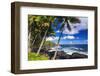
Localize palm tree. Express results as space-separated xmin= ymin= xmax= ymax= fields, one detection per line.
xmin=36 ymin=16 xmax=57 ymax=55
xmin=28 ymin=15 xmax=44 ymax=52
xmin=52 ymin=17 xmax=81 ymax=60
xmin=28 ymin=15 xmax=56 ymax=55
xmin=28 ymin=15 xmax=36 ymax=52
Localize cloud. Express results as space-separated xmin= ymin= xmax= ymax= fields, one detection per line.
xmin=56 ymin=30 xmax=60 ymax=33
xmin=46 ymin=37 xmax=54 ymax=41
xmin=63 ymin=17 xmax=88 ymax=35
xmin=46 ymin=37 xmax=59 ymax=41
xmin=46 ymin=35 xmax=76 ymax=41
xmin=62 ymin=35 xmax=75 ymax=39
xmin=63 ymin=27 xmax=79 ymax=34
xmin=74 ymin=17 xmax=88 ymax=30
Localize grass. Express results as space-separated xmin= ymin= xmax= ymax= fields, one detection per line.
xmin=28 ymin=52 xmax=49 ymax=61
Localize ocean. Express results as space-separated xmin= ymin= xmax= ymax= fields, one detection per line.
xmin=60 ymin=44 xmax=88 ymax=55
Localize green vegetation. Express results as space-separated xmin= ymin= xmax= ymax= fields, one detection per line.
xmin=28 ymin=15 xmax=81 ymax=60
xmin=28 ymin=15 xmax=56 ymax=55
xmin=43 ymin=41 xmax=56 ymax=49
xmin=28 ymin=52 xmax=49 ymax=61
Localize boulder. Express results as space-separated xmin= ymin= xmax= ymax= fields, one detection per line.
xmin=71 ymin=52 xmax=88 ymax=59
xmin=48 ymin=51 xmax=71 ymax=59
xmin=56 ymin=51 xmax=71 ymax=59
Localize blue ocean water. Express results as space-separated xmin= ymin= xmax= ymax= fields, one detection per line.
xmin=60 ymin=44 xmax=88 ymax=55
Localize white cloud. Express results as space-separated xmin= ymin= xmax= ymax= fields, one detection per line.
xmin=75 ymin=17 xmax=88 ymax=30
xmin=62 ymin=35 xmax=75 ymax=40
xmin=63 ymin=17 xmax=88 ymax=35
xmin=63 ymin=27 xmax=79 ymax=34
xmin=46 ymin=35 xmax=75 ymax=41
xmin=46 ymin=37 xmax=53 ymax=41
xmin=56 ymin=30 xmax=60 ymax=33
xmin=54 ymin=37 xmax=59 ymax=40
xmin=46 ymin=37 xmax=59 ymax=41
xmin=63 ymin=22 xmax=79 ymax=35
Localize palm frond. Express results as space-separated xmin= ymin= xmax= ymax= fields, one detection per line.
xmin=68 ymin=17 xmax=81 ymax=23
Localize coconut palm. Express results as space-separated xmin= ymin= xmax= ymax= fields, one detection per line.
xmin=28 ymin=15 xmax=57 ymax=55
xmin=36 ymin=16 xmax=57 ymax=55
xmin=52 ymin=17 xmax=81 ymax=60
xmin=28 ymin=15 xmax=46 ymax=52
xmin=28 ymin=15 xmax=37 ymax=52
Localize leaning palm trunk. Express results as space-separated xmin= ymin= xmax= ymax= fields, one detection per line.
xmin=52 ymin=20 xmax=71 ymax=60
xmin=32 ymin=34 xmax=38 ymax=45
xmin=52 ymin=29 xmax=63 ymax=60
xmin=42 ymin=35 xmax=47 ymax=49
xmin=32 ymin=25 xmax=43 ymax=46
xmin=36 ymin=28 xmax=49 ymax=55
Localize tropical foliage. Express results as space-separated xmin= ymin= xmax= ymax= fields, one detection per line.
xmin=28 ymin=15 xmax=80 ymax=60
xmin=28 ymin=52 xmax=49 ymax=60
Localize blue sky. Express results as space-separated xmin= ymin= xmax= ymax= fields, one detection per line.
xmin=46 ymin=17 xmax=88 ymax=45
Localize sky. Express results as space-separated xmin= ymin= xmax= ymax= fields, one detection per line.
xmin=46 ymin=17 xmax=88 ymax=45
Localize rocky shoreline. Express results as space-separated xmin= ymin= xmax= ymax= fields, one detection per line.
xmin=32 ymin=48 xmax=88 ymax=60
xmin=48 ymin=51 xmax=87 ymax=59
